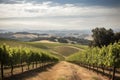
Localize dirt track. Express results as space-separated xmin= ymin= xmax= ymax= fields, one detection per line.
xmin=8 ymin=61 xmax=109 ymax=80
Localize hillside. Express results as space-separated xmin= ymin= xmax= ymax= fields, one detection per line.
xmin=0 ymin=31 xmax=91 ymax=45
xmin=53 ymin=46 xmax=79 ymax=56
xmin=28 ymin=41 xmax=87 ymax=57
xmin=1 ymin=39 xmax=120 ymax=80
xmin=0 ymin=39 xmax=87 ymax=60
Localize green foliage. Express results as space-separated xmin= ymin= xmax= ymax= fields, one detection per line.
xmin=0 ymin=44 xmax=59 ymax=67
xmin=0 ymin=39 xmax=64 ymax=60
xmin=0 ymin=44 xmax=10 ymax=65
xmin=92 ymin=27 xmax=114 ymax=47
xmin=67 ymin=42 xmax=120 ymax=68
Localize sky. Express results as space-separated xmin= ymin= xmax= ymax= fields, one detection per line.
xmin=0 ymin=0 xmax=120 ymax=31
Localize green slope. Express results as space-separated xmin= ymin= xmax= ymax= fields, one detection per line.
xmin=0 ymin=39 xmax=87 ymax=60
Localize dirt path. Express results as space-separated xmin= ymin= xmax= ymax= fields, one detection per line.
xmin=9 ymin=61 xmax=109 ymax=80
xmin=17 ymin=61 xmax=108 ymax=80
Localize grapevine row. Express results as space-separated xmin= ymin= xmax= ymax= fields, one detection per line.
xmin=0 ymin=44 xmax=59 ymax=80
xmin=67 ymin=42 xmax=120 ymax=80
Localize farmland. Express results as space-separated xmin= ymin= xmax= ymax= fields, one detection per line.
xmin=0 ymin=38 xmax=120 ymax=80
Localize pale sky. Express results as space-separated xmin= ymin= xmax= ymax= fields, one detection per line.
xmin=0 ymin=0 xmax=120 ymax=31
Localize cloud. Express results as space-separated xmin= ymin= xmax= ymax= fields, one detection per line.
xmin=0 ymin=1 xmax=120 ymax=30
xmin=0 ymin=0 xmax=25 ymax=4
xmin=0 ymin=2 xmax=119 ymax=18
xmin=0 ymin=0 xmax=120 ymax=7
xmin=24 ymin=9 xmax=39 ymax=13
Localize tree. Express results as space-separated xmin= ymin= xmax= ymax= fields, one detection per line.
xmin=58 ymin=38 xmax=68 ymax=43
xmin=114 ymin=32 xmax=120 ymax=42
xmin=92 ymin=27 xmax=114 ymax=47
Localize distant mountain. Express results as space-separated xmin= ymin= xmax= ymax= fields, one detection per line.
xmin=0 ymin=29 xmax=91 ymax=34
xmin=0 ymin=32 xmax=39 ymax=41
xmin=0 ymin=30 xmax=92 ymax=42
xmin=0 ymin=29 xmax=8 ymax=33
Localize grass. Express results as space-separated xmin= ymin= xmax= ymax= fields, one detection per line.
xmin=27 ymin=42 xmax=86 ymax=57
xmin=0 ymin=38 xmax=87 ymax=60
xmin=28 ymin=42 xmax=65 ymax=49
xmin=53 ymin=46 xmax=79 ymax=56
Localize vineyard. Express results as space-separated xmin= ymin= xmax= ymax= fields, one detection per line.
xmin=0 ymin=39 xmax=59 ymax=80
xmin=0 ymin=39 xmax=120 ymax=80
xmin=67 ymin=42 xmax=120 ymax=80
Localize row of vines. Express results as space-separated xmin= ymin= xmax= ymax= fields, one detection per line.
xmin=0 ymin=44 xmax=59 ymax=80
xmin=67 ymin=42 xmax=120 ymax=80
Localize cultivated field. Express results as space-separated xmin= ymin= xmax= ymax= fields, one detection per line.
xmin=0 ymin=39 xmax=120 ymax=80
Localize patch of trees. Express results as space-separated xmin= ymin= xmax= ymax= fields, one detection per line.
xmin=91 ymin=27 xmax=120 ymax=47
xmin=31 ymin=36 xmax=91 ymax=45
xmin=64 ymin=37 xmax=91 ymax=45
xmin=30 ymin=37 xmax=57 ymax=42
xmin=30 ymin=36 xmax=68 ymax=43
xmin=57 ymin=38 xmax=68 ymax=43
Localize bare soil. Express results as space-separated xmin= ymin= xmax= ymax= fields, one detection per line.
xmin=6 ymin=61 xmax=109 ymax=80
